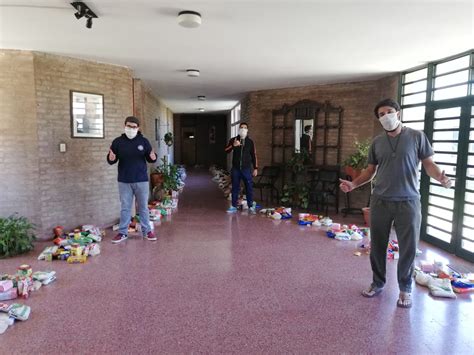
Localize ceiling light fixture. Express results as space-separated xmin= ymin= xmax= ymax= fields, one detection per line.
xmin=178 ymin=11 xmax=202 ymax=28
xmin=197 ymin=95 xmax=206 ymax=101
xmin=186 ymin=69 xmax=200 ymax=77
xmin=71 ymin=2 xmax=98 ymax=29
xmin=198 ymin=108 xmax=205 ymax=112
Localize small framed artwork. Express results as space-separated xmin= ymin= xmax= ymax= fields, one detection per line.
xmin=209 ymin=125 xmax=216 ymax=144
xmin=155 ymin=118 xmax=160 ymax=143
xmin=70 ymin=91 xmax=104 ymax=138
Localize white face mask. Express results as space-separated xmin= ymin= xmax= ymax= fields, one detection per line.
xmin=379 ymin=112 xmax=400 ymax=131
xmin=124 ymin=127 xmax=138 ymax=139
xmin=239 ymin=128 xmax=248 ymax=139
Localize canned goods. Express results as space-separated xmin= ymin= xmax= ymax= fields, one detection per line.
xmin=17 ymin=265 xmax=32 ymax=277
xmin=73 ymin=229 xmax=81 ymax=240
xmin=71 ymin=243 xmax=82 ymax=256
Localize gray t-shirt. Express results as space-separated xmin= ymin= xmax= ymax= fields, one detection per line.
xmin=368 ymin=126 xmax=434 ymax=201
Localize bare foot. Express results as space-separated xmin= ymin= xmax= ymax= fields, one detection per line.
xmin=397 ymin=292 xmax=412 ymax=308
xmin=361 ymin=285 xmax=383 ymax=298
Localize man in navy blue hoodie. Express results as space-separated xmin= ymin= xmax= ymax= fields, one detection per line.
xmin=107 ymin=116 xmax=158 ymax=243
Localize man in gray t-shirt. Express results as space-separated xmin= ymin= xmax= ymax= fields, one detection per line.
xmin=339 ymin=98 xmax=452 ymax=309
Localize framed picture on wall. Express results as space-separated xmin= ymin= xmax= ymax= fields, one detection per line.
xmin=209 ymin=125 xmax=216 ymax=144
xmin=70 ymin=91 xmax=104 ymax=138
xmin=155 ymin=118 xmax=160 ymax=144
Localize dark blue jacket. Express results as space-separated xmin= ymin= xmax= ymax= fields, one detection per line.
xmin=107 ymin=132 xmax=157 ymax=183
xmin=225 ymin=135 xmax=258 ymax=170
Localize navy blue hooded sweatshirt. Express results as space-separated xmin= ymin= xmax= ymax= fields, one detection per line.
xmin=107 ymin=131 xmax=157 ymax=183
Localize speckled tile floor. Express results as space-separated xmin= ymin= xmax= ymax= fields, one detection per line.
xmin=1 ymin=169 xmax=473 ymax=354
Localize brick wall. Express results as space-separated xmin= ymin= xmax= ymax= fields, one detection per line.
xmin=0 ymin=50 xmax=174 ymax=239
xmin=0 ymin=50 xmax=41 ymax=225
xmin=241 ymin=75 xmax=399 ymax=210
xmin=133 ymin=79 xmax=174 ymax=166
xmin=33 ymin=52 xmax=134 ymax=238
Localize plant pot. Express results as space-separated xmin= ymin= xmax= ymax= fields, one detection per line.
xmin=150 ymin=173 xmax=164 ymax=187
xmin=344 ymin=166 xmax=361 ymax=181
xmin=362 ymin=207 xmax=370 ymax=227
xmin=53 ymin=226 xmax=64 ymax=238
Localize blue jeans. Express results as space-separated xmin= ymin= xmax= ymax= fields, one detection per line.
xmin=231 ymin=168 xmax=253 ymax=208
xmin=118 ymin=182 xmax=151 ymax=236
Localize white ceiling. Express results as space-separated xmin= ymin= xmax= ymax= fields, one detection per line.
xmin=0 ymin=0 xmax=473 ymax=113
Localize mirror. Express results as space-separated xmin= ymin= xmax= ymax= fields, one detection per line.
xmin=294 ymin=118 xmax=313 ymax=154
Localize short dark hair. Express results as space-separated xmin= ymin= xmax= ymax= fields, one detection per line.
xmin=124 ymin=116 xmax=140 ymax=127
xmin=239 ymin=122 xmax=248 ymax=128
xmin=304 ymin=125 xmax=312 ymax=133
xmin=374 ymin=99 xmax=400 ymax=118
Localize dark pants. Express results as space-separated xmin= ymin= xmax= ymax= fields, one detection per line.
xmin=369 ymin=196 xmax=421 ymax=293
xmin=231 ymin=168 xmax=253 ymax=208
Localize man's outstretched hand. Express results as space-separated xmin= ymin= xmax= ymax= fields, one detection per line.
xmin=439 ymin=170 xmax=452 ymax=189
xmin=339 ymin=178 xmax=355 ymax=193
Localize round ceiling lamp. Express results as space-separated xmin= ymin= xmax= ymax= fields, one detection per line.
xmin=178 ymin=11 xmax=201 ymax=28
xmin=198 ymin=108 xmax=205 ymax=112
xmin=197 ymin=95 xmax=206 ymax=101
xmin=186 ymin=69 xmax=200 ymax=77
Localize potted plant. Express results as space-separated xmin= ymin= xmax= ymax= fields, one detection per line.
xmin=280 ymin=151 xmax=310 ymax=209
xmin=150 ymin=163 xmax=165 ymax=188
xmin=343 ymin=139 xmax=371 ymax=181
xmin=151 ymin=158 xmax=180 ymax=200
xmin=164 ymin=132 xmax=173 ymax=147
xmin=0 ymin=214 xmax=36 ymax=258
xmin=162 ymin=163 xmax=180 ymax=193
xmin=281 ymin=183 xmax=310 ymax=209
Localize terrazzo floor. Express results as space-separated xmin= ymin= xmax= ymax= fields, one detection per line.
xmin=1 ymin=169 xmax=473 ymax=354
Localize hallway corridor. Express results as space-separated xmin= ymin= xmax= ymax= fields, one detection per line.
xmin=1 ymin=169 xmax=473 ymax=354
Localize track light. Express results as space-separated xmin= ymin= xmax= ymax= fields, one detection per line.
xmin=71 ymin=2 xmax=98 ymax=29
xmin=74 ymin=4 xmax=85 ymax=19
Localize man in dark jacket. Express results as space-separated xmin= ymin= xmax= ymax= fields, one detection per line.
xmin=225 ymin=122 xmax=258 ymax=213
xmin=107 ymin=116 xmax=158 ymax=243
xmin=300 ymin=125 xmax=312 ymax=154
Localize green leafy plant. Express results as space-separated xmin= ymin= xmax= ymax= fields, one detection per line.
xmin=288 ymin=150 xmax=309 ymax=174
xmin=281 ymin=183 xmax=310 ymax=209
xmin=152 ymin=158 xmax=181 ymax=200
xmin=0 ymin=214 xmax=36 ymax=258
xmin=162 ymin=163 xmax=179 ymax=192
xmin=343 ymin=139 xmax=371 ymax=170
xmin=164 ymin=132 xmax=173 ymax=146
xmin=280 ymin=151 xmax=310 ymax=208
